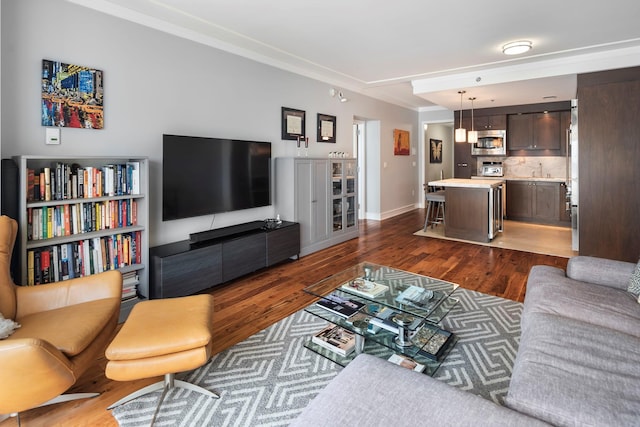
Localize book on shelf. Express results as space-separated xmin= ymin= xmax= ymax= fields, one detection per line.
xmin=311 ymin=323 xmax=356 ymax=357
xmin=316 ymin=293 xmax=365 ymax=318
xmin=387 ymin=353 xmax=426 ymax=373
xmin=340 ymin=278 xmax=389 ymax=298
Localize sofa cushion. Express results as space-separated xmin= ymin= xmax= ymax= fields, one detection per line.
xmin=628 ymin=260 xmax=640 ymax=299
xmin=523 ymin=265 xmax=640 ymax=338
xmin=292 ymin=353 xmax=550 ymax=427
xmin=506 ymin=312 xmax=640 ymax=427
xmin=566 ymin=256 xmax=635 ymax=290
xmin=10 ymin=298 xmax=118 ymax=357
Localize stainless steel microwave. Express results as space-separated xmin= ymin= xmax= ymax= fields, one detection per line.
xmin=471 ymin=130 xmax=506 ymax=156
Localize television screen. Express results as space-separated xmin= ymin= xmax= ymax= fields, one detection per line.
xmin=162 ymin=134 xmax=271 ymax=221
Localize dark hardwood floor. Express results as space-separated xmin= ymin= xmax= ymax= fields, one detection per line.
xmin=3 ymin=209 xmax=568 ymax=427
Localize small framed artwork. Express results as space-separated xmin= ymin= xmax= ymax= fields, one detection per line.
xmin=317 ymin=113 xmax=336 ymax=143
xmin=393 ymin=129 xmax=410 ymax=155
xmin=430 ymin=138 xmax=443 ymax=163
xmin=281 ymin=107 xmax=306 ymax=141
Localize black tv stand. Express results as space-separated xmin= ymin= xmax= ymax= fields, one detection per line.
xmin=189 ymin=221 xmax=264 ymax=244
xmin=150 ymin=221 xmax=300 ymax=299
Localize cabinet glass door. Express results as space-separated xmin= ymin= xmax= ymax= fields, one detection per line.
xmin=332 ymin=162 xmax=343 ymax=196
xmin=345 ymin=195 xmax=356 ymax=229
xmin=345 ymin=161 xmax=356 ymax=194
xmin=332 ymin=199 xmax=343 ymax=231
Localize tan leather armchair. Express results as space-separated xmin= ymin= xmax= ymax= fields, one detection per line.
xmin=0 ymin=215 xmax=122 ymax=417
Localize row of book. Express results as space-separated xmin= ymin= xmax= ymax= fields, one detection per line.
xmin=27 ymin=199 xmax=138 ymax=241
xmin=26 ymin=231 xmax=142 ymax=285
xmin=26 ymin=161 xmax=140 ymax=202
xmin=121 ymin=270 xmax=139 ymax=301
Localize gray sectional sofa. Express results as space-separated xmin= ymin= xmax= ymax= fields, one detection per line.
xmin=292 ymin=256 xmax=640 ymax=426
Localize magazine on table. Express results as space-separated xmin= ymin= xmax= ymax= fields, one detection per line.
xmin=311 ymin=323 xmax=356 ymax=357
xmin=387 ymin=353 xmax=426 ymax=373
xmin=395 ymin=285 xmax=439 ymax=310
xmin=316 ymin=293 xmax=365 ymax=318
xmin=340 ymin=278 xmax=389 ymax=298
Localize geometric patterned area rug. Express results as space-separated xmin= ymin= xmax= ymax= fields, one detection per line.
xmin=113 ymin=288 xmax=522 ymax=426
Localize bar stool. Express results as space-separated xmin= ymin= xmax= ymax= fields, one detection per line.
xmin=423 ymin=186 xmax=445 ymax=231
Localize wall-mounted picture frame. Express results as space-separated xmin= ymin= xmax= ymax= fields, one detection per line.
xmin=430 ymin=138 xmax=443 ymax=163
xmin=281 ymin=107 xmax=306 ymax=140
xmin=317 ymin=113 xmax=336 ymax=143
xmin=41 ymin=59 xmax=104 ymax=129
xmin=393 ymin=129 xmax=410 ymax=155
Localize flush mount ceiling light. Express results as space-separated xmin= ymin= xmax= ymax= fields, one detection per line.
xmin=502 ymin=40 xmax=532 ymax=55
xmin=468 ymin=97 xmax=478 ymax=144
xmin=455 ymin=90 xmax=466 ymax=142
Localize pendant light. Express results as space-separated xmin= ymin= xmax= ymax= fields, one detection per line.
xmin=468 ymin=97 xmax=478 ymax=144
xmin=455 ymin=90 xmax=466 ymax=142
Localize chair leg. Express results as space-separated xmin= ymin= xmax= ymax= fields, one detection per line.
xmin=423 ymin=201 xmax=433 ymax=231
xmin=108 ymin=373 xmax=220 ymax=411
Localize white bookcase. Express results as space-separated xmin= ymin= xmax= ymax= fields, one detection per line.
xmin=13 ymin=155 xmax=149 ymax=320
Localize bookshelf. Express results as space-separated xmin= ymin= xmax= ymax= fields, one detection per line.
xmin=14 ymin=155 xmax=149 ymax=320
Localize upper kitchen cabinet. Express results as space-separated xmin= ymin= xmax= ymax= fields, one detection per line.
xmin=508 ymin=112 xmax=562 ymax=151
xmin=474 ymin=114 xmax=507 ymax=130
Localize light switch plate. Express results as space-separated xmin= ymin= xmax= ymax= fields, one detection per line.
xmin=46 ymin=127 xmax=61 ymax=145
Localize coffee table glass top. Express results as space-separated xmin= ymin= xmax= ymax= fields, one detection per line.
xmin=303 ymin=263 xmax=460 ymax=374
xmin=304 ymin=262 xmax=459 ymax=324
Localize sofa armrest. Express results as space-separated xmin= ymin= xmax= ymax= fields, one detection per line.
xmin=566 ymin=256 xmax=635 ymax=291
xmin=15 ymin=270 xmax=122 ymax=318
xmin=0 ymin=337 xmax=75 ymax=414
xmin=291 ymin=354 xmax=550 ymax=427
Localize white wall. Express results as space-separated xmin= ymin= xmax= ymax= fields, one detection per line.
xmin=1 ymin=0 xmax=418 ymax=246
xmin=424 ymin=123 xmax=454 ymax=183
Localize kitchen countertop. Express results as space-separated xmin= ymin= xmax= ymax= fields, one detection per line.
xmin=429 ymin=178 xmax=504 ymax=188
xmin=471 ymin=176 xmax=566 ymax=183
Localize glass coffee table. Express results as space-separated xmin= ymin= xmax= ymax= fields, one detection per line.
xmin=303 ymin=262 xmax=459 ymax=376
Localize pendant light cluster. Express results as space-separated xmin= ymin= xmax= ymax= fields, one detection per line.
xmin=454 ymin=90 xmax=478 ymax=144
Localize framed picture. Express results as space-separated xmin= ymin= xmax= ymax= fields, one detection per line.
xmin=317 ymin=113 xmax=336 ymax=143
xmin=429 ymin=138 xmax=443 ymax=163
xmin=393 ymin=129 xmax=410 ymax=155
xmin=281 ymin=107 xmax=306 ymax=141
xmin=41 ymin=59 xmax=104 ymax=129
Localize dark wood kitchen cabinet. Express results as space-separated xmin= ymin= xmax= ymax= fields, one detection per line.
xmin=473 ymin=114 xmax=507 ymax=130
xmin=508 ymin=112 xmax=562 ymax=151
xmin=506 ymin=181 xmax=562 ymax=224
xmin=453 ymin=111 xmax=476 ymax=178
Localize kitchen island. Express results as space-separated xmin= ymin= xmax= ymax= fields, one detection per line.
xmin=428 ymin=178 xmax=504 ymax=243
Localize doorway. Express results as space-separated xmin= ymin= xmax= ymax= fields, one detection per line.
xmin=420 ymin=121 xmax=454 ymax=207
xmin=353 ymin=120 xmax=365 ymax=220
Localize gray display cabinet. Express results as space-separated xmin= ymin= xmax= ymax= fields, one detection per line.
xmin=276 ymin=157 xmax=359 ymax=256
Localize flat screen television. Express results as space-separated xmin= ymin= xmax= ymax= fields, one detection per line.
xmin=162 ymin=134 xmax=271 ymax=221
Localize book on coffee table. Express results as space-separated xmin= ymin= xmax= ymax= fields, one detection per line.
xmin=387 ymin=353 xmax=426 ymax=373
xmin=316 ymin=293 xmax=365 ymax=318
xmin=311 ymin=323 xmax=356 ymax=357
xmin=340 ymin=278 xmax=389 ymax=298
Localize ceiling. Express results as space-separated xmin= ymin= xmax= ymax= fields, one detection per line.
xmin=68 ymin=0 xmax=640 ymax=111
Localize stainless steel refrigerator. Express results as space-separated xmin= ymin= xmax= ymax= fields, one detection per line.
xmin=567 ymin=99 xmax=579 ymax=251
